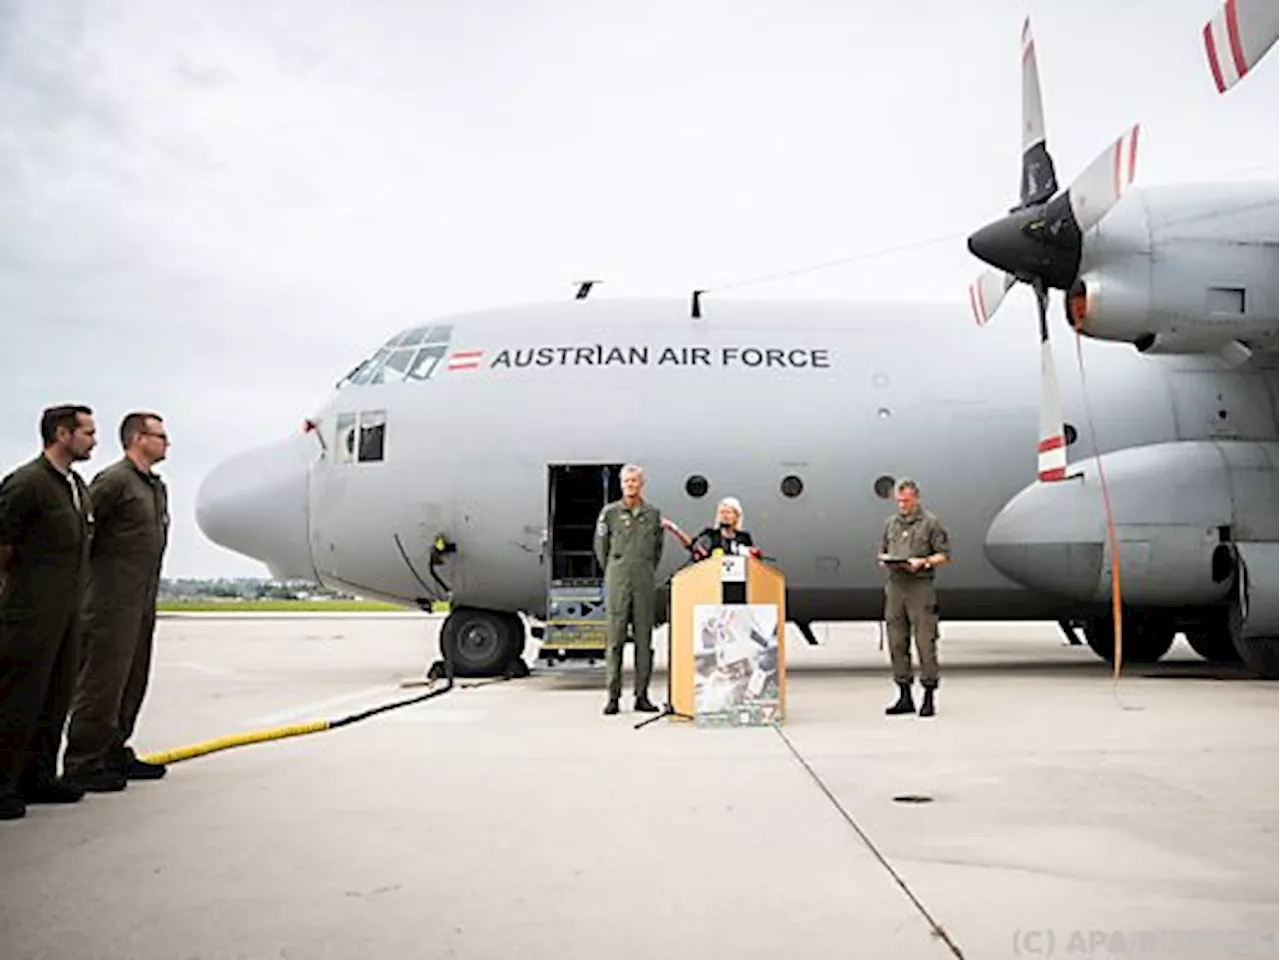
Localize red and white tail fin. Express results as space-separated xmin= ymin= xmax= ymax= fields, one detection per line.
xmin=1203 ymin=0 xmax=1279 ymax=93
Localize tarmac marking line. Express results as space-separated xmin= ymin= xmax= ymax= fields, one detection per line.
xmin=774 ymin=726 xmax=968 ymax=959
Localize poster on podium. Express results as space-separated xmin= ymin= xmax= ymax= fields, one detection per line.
xmin=692 ymin=603 xmax=780 ymax=727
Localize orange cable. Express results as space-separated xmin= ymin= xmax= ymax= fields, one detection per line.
xmin=1073 ymin=322 xmax=1124 ymax=681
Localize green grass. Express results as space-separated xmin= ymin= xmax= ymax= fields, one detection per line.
xmin=156 ymin=598 xmax=415 ymax=612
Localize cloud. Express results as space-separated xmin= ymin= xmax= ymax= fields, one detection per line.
xmin=0 ymin=0 xmax=1274 ymax=577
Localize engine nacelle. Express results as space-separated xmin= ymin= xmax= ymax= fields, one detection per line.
xmin=1065 ymin=182 xmax=1278 ymax=358
xmin=985 ymin=440 xmax=1278 ymax=607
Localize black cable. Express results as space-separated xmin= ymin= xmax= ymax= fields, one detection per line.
xmin=328 ymin=670 xmax=456 ymax=728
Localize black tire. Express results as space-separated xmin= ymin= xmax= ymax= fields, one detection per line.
xmin=1221 ymin=594 xmax=1279 ymax=679
xmin=1083 ymin=611 xmax=1175 ymax=665
xmin=1184 ymin=618 xmax=1243 ymax=664
xmin=1233 ymin=635 xmax=1279 ymax=679
xmin=440 ymin=608 xmax=523 ymax=677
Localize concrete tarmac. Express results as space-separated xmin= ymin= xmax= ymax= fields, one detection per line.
xmin=0 ymin=616 xmax=1275 ymax=960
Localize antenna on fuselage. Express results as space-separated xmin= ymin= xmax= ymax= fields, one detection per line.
xmin=691 ymin=289 xmax=704 ymax=319
xmin=575 ymin=280 xmax=599 ymax=299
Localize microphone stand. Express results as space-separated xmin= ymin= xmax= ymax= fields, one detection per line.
xmin=633 ymin=647 xmax=694 ymax=729
xmin=635 ymin=544 xmax=700 ymax=730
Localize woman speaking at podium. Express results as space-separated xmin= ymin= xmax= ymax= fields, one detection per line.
xmin=688 ymin=496 xmax=757 ymax=560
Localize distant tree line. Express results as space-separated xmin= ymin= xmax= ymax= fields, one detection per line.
xmin=160 ymin=578 xmax=357 ymax=601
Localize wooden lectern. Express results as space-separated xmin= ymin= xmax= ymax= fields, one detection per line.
xmin=668 ymin=553 xmax=787 ymax=726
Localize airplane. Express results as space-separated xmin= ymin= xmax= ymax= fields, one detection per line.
xmin=194 ymin=14 xmax=1278 ymax=682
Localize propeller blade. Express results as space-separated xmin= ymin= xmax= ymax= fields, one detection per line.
xmin=1062 ymin=124 xmax=1140 ymax=235
xmin=1034 ymin=281 xmax=1068 ymax=483
xmin=968 ymin=270 xmax=1016 ymax=326
xmin=1203 ymin=0 xmax=1279 ymax=93
xmin=1019 ymin=17 xmax=1058 ymax=208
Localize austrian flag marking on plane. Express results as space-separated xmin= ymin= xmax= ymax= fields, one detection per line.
xmin=447 ymin=350 xmax=484 ymax=371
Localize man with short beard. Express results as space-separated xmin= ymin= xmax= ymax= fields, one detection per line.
xmin=66 ymin=412 xmax=172 ymax=791
xmin=0 ymin=405 xmax=98 ymax=820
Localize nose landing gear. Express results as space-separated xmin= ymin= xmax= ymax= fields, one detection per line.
xmin=435 ymin=607 xmax=528 ymax=678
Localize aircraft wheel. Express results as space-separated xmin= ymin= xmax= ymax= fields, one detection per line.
xmin=440 ymin=608 xmax=523 ymax=677
xmin=1183 ymin=609 xmax=1243 ymax=664
xmin=1082 ymin=611 xmax=1175 ymax=665
xmin=1233 ymin=635 xmax=1279 ymax=680
xmin=1218 ymin=592 xmax=1279 ymax=680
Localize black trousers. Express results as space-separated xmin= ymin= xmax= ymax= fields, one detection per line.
xmin=0 ymin=605 xmax=80 ymax=793
xmin=65 ymin=579 xmax=159 ymax=777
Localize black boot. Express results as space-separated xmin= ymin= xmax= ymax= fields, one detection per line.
xmin=885 ymin=682 xmax=915 ymax=715
xmin=919 ymin=687 xmax=936 ymax=718
xmin=17 ymin=779 xmax=84 ymax=804
xmin=602 ymin=698 xmax=620 ymax=715
xmin=67 ymin=768 xmax=128 ymax=793
xmin=0 ymin=792 xmax=25 ymax=820
xmin=123 ymin=758 xmax=166 ymax=781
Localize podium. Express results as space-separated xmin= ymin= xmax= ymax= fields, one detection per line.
xmin=668 ymin=553 xmax=786 ymax=727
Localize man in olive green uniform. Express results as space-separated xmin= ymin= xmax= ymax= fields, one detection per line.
xmin=65 ymin=412 xmax=171 ymax=791
xmin=593 ymin=464 xmax=664 ymax=715
xmin=0 ymin=405 xmax=98 ymax=820
xmin=877 ymin=478 xmax=950 ymax=718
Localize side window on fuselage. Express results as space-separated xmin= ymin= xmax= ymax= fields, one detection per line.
xmin=334 ymin=411 xmax=386 ymax=464
xmin=358 ymin=410 xmax=386 ymax=463
xmin=335 ymin=413 xmax=357 ymax=464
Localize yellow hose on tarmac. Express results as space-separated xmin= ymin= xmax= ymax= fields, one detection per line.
xmin=138 ymin=720 xmax=330 ymax=765
xmin=137 ymin=668 xmax=457 ymax=766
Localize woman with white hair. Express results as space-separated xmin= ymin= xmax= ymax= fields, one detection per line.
xmin=689 ymin=496 xmax=756 ymax=560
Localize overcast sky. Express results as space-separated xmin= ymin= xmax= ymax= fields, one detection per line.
xmin=1 ymin=0 xmax=1276 ymax=579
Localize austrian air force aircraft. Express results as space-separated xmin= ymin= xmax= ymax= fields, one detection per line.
xmin=196 ymin=16 xmax=1278 ymax=680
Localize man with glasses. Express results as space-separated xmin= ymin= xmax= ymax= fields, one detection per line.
xmin=65 ymin=412 xmax=171 ymax=791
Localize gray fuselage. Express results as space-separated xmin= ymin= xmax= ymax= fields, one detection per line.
xmin=194 ymin=293 xmax=1275 ymax=627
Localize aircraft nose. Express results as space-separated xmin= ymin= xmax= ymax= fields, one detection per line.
xmin=196 ymin=432 xmax=316 ymax=581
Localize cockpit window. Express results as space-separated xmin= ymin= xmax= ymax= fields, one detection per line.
xmin=344 ymin=325 xmax=453 ymax=386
